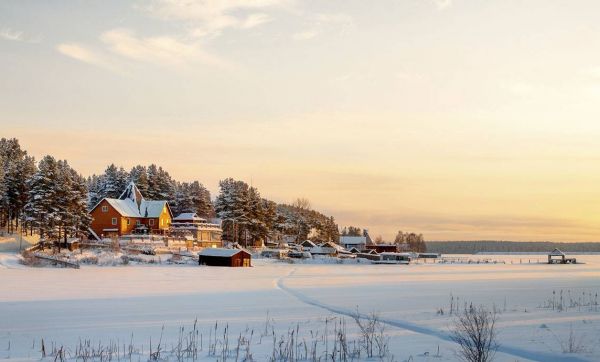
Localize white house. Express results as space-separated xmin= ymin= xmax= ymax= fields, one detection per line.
xmin=339 ymin=236 xmax=367 ymax=251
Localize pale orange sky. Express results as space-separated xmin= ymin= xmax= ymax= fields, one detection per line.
xmin=3 ymin=1 xmax=600 ymax=241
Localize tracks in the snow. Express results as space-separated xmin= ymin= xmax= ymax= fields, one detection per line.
xmin=275 ymin=268 xmax=589 ymax=362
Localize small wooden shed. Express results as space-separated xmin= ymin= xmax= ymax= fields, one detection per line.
xmin=198 ymin=248 xmax=251 ymax=267
xmin=548 ymin=248 xmax=576 ymax=264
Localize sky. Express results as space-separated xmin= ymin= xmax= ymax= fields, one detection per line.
xmin=2 ymin=0 xmax=600 ymax=242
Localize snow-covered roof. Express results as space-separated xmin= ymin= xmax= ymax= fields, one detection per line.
xmin=320 ymin=241 xmax=345 ymax=251
xmin=105 ymin=199 xmax=142 ymax=217
xmin=549 ymin=248 xmax=566 ymax=256
xmin=119 ymin=181 xmax=144 ymax=206
xmin=173 ymin=213 xmax=207 ymax=222
xmin=300 ymin=240 xmax=317 ymax=247
xmin=310 ymin=246 xmax=338 ymax=254
xmin=104 ymin=198 xmax=169 ymax=218
xmin=92 ymin=182 xmax=172 ymax=219
xmin=199 ymin=248 xmax=246 ymax=257
xmin=141 ymin=200 xmax=169 ymax=218
xmin=339 ymin=236 xmax=367 ymax=245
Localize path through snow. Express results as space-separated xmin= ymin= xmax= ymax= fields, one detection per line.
xmin=276 ymin=268 xmax=589 ymax=362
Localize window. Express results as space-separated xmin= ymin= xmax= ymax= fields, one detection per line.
xmin=111 ymin=218 xmax=117 ymax=225
xmin=101 ymin=206 xmax=108 ymax=212
xmin=126 ymin=218 xmax=130 ymax=225
xmin=149 ymin=219 xmax=154 ymax=226
xmin=136 ymin=220 xmax=141 ymax=225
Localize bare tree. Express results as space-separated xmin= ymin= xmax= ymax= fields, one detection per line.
xmin=292 ymin=197 xmax=311 ymax=210
xmin=450 ymin=305 xmax=498 ymax=362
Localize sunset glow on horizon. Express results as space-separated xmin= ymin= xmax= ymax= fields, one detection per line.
xmin=3 ymin=0 xmax=600 ymax=241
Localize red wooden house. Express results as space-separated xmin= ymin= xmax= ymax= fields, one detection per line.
xmin=89 ymin=182 xmax=173 ymax=238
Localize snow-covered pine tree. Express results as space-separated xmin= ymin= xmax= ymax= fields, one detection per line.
xmin=129 ymin=165 xmax=150 ymax=197
xmin=0 ymin=138 xmax=36 ymax=233
xmin=156 ymin=166 xmax=176 ymax=202
xmin=25 ymin=156 xmax=90 ymax=244
xmin=97 ymin=164 xmax=130 ymax=200
xmin=66 ymin=166 xmax=91 ymax=240
xmin=86 ymin=174 xmax=102 ymax=209
xmin=189 ymin=181 xmax=214 ymax=218
xmin=146 ymin=164 xmax=160 ymax=200
xmin=215 ymin=178 xmax=251 ymax=243
xmin=246 ymin=187 xmax=268 ymax=245
xmin=146 ymin=164 xmax=176 ymax=201
xmin=24 ymin=155 xmax=60 ymax=240
xmin=173 ymin=182 xmax=194 ymax=215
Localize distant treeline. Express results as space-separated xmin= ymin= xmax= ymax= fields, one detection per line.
xmin=427 ymin=241 xmax=600 ymax=254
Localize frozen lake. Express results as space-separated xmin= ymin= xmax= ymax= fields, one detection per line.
xmin=1 ymin=253 xmax=599 ymax=361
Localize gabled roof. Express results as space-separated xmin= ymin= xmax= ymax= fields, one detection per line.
xmin=101 ymin=198 xmax=169 ymax=218
xmin=174 ymin=212 xmax=207 ymax=222
xmin=90 ymin=182 xmax=172 ymax=219
xmin=119 ymin=181 xmax=144 ymax=207
xmin=104 ymin=198 xmax=143 ymax=217
xmin=141 ymin=200 xmax=170 ymax=218
xmin=300 ymin=240 xmax=317 ymax=247
xmin=549 ymin=248 xmax=566 ymax=256
xmin=339 ymin=236 xmax=367 ymax=244
xmin=199 ymin=248 xmax=247 ymax=257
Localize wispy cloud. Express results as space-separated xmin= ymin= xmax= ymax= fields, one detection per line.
xmin=0 ymin=27 xmax=41 ymax=43
xmin=56 ymin=43 xmax=123 ymax=73
xmin=57 ymin=28 xmax=232 ymax=73
xmin=55 ymin=1 xmax=350 ymax=72
xmin=141 ymin=0 xmax=284 ymax=38
xmin=100 ymin=28 xmax=230 ymax=68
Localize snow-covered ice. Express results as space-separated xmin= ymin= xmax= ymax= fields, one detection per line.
xmin=1 ymin=253 xmax=599 ymax=361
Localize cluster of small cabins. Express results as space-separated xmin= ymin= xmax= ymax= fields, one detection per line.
xmin=80 ymin=182 xmax=436 ymax=267
xmin=264 ymin=237 xmax=437 ymax=265
xmin=23 ymin=182 xmax=577 ymax=268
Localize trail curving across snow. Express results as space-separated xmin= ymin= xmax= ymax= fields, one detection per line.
xmin=276 ymin=269 xmax=589 ymax=362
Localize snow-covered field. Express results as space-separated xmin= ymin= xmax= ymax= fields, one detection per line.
xmin=1 ymin=253 xmax=599 ymax=361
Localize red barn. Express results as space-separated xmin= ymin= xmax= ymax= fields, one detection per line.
xmin=89 ymin=182 xmax=173 ymax=238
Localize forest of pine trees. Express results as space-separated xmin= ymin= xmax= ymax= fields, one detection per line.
xmin=0 ymin=138 xmax=90 ymax=242
xmin=0 ymin=137 xmax=353 ymax=247
xmin=214 ymin=178 xmax=340 ymax=245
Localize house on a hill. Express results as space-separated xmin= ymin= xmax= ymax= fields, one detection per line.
xmin=89 ymin=182 xmax=173 ymax=238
